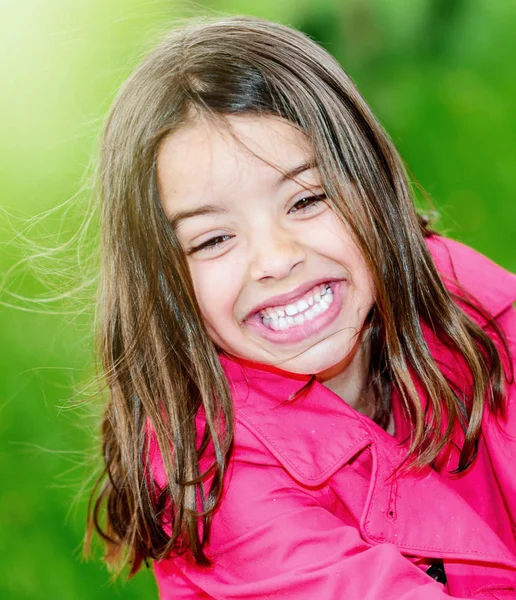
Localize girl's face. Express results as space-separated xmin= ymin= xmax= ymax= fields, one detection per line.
xmin=157 ymin=114 xmax=375 ymax=375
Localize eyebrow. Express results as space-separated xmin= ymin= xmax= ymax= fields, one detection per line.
xmin=168 ymin=159 xmax=317 ymax=230
xmin=169 ymin=204 xmax=230 ymax=230
xmin=275 ymin=159 xmax=317 ymax=188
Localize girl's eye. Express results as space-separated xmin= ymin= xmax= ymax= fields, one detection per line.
xmin=188 ymin=234 xmax=233 ymax=254
xmin=187 ymin=194 xmax=326 ymax=255
xmin=288 ymin=193 xmax=327 ymax=214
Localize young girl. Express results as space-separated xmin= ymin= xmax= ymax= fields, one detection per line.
xmin=87 ymin=14 xmax=516 ymax=599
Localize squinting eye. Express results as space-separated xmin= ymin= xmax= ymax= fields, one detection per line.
xmin=288 ymin=194 xmax=327 ymax=214
xmin=188 ymin=234 xmax=233 ymax=254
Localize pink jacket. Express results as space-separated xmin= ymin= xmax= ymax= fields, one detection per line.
xmin=150 ymin=235 xmax=516 ymax=599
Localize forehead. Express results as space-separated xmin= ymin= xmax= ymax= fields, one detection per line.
xmin=156 ymin=114 xmax=314 ymax=206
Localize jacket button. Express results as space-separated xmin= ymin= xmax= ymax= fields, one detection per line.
xmin=426 ymin=562 xmax=447 ymax=584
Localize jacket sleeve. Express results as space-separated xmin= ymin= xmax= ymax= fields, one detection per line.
xmin=157 ymin=448 xmax=476 ymax=599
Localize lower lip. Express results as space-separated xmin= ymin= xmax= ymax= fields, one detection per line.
xmin=245 ymin=281 xmax=345 ymax=345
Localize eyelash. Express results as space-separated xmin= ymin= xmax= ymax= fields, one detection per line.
xmin=188 ymin=193 xmax=327 ymax=254
xmin=288 ymin=193 xmax=327 ymax=214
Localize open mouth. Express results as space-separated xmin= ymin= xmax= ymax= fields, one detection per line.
xmin=259 ymin=282 xmax=333 ymax=331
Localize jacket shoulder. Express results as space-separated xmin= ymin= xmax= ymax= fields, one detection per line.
xmin=425 ymin=234 xmax=516 ymax=318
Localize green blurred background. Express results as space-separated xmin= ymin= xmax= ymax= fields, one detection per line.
xmin=1 ymin=0 xmax=515 ymax=598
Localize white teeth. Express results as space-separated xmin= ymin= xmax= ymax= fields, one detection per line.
xmin=297 ymin=299 xmax=309 ymax=312
xmin=304 ymin=308 xmax=315 ymax=321
xmin=294 ymin=314 xmax=305 ymax=325
xmin=260 ymin=283 xmax=335 ymax=331
xmin=285 ymin=304 xmax=298 ymax=316
xmin=267 ymin=317 xmax=285 ymax=331
xmin=260 ymin=283 xmax=334 ymax=319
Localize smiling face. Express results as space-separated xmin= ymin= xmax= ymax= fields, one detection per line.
xmin=157 ymin=114 xmax=375 ymax=376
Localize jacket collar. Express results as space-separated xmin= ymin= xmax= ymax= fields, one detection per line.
xmin=219 ymin=353 xmax=374 ymax=486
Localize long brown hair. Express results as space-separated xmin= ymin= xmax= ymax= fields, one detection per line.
xmin=86 ymin=14 xmax=510 ymax=576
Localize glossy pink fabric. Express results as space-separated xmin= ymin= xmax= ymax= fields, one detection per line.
xmin=150 ymin=235 xmax=516 ymax=598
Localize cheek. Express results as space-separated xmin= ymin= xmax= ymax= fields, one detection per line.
xmin=352 ymin=252 xmax=375 ymax=294
xmin=322 ymin=221 xmax=376 ymax=314
xmin=314 ymin=215 xmax=375 ymax=298
xmin=350 ymin=260 xmax=376 ymax=318
xmin=311 ymin=211 xmax=359 ymax=258
xmin=188 ymin=261 xmax=241 ymax=329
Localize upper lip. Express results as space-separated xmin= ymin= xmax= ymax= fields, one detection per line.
xmin=244 ymin=276 xmax=343 ymax=320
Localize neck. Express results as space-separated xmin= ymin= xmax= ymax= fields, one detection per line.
xmin=315 ymin=330 xmax=375 ymax=419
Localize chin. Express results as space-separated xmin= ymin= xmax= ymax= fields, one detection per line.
xmin=281 ymin=345 xmax=354 ymax=376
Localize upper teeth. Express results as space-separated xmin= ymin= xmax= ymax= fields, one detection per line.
xmin=260 ymin=283 xmax=331 ymax=319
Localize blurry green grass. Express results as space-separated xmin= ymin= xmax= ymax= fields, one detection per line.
xmin=1 ymin=0 xmax=515 ymax=598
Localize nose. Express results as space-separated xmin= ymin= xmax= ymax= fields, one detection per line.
xmin=249 ymin=222 xmax=306 ymax=281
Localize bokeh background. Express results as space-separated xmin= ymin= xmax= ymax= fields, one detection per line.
xmin=1 ymin=0 xmax=515 ymax=598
